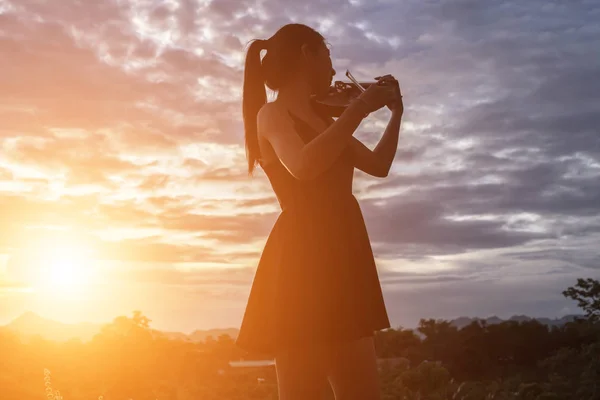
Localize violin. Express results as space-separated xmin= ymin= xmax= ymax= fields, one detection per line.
xmin=311 ymin=70 xmax=377 ymax=117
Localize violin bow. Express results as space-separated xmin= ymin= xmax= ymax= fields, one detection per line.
xmin=345 ymin=70 xmax=367 ymax=93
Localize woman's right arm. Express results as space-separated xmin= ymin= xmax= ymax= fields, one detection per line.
xmin=257 ymin=99 xmax=372 ymax=181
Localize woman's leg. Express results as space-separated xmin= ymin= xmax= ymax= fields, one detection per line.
xmin=323 ymin=336 xmax=381 ymax=400
xmin=275 ymin=345 xmax=331 ymax=400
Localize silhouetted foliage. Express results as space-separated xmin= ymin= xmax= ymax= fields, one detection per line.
xmin=1 ymin=279 xmax=599 ymax=399
xmin=562 ymin=277 xmax=600 ymax=323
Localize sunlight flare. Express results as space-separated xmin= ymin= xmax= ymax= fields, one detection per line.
xmin=16 ymin=233 xmax=99 ymax=293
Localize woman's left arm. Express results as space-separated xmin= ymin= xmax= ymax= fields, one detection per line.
xmin=351 ymin=109 xmax=402 ymax=178
xmin=351 ymin=76 xmax=403 ymax=178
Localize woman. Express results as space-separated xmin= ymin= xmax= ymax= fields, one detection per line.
xmin=237 ymin=23 xmax=403 ymax=400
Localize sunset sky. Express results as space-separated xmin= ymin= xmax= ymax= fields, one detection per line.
xmin=1 ymin=0 xmax=599 ymax=333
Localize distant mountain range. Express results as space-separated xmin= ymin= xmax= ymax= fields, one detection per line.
xmin=447 ymin=314 xmax=582 ymax=329
xmin=2 ymin=311 xmax=583 ymax=343
xmin=2 ymin=311 xmax=239 ymax=343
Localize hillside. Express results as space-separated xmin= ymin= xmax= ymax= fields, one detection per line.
xmin=4 ymin=311 xmax=240 ymax=343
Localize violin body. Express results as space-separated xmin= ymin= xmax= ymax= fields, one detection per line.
xmin=311 ymin=81 xmax=376 ymax=117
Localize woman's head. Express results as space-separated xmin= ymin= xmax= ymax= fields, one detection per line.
xmin=242 ymin=23 xmax=334 ymax=175
xmin=260 ymin=24 xmax=333 ymax=95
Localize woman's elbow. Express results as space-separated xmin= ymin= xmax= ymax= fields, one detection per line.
xmin=375 ymin=164 xmax=390 ymax=178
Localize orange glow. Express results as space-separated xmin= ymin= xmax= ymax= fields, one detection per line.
xmin=15 ymin=234 xmax=98 ymax=295
xmin=42 ymin=244 xmax=93 ymax=288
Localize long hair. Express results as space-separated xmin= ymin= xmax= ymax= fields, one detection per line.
xmin=242 ymin=24 xmax=325 ymax=176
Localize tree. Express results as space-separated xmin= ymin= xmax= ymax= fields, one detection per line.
xmin=562 ymin=278 xmax=600 ymax=323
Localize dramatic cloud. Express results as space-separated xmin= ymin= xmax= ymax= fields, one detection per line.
xmin=0 ymin=0 xmax=598 ymax=331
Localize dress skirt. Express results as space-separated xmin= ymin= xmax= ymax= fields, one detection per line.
xmin=236 ymin=192 xmax=391 ymax=357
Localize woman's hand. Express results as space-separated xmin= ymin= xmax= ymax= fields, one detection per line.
xmin=356 ymin=79 xmax=397 ymax=114
xmin=375 ymin=74 xmax=403 ymax=116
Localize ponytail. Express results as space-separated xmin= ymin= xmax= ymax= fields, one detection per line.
xmin=243 ymin=39 xmax=268 ymax=176
xmin=242 ymin=25 xmax=325 ymax=176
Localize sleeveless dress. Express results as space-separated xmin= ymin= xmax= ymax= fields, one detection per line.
xmin=236 ymin=106 xmax=391 ymax=357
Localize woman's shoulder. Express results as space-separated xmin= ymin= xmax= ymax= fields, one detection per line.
xmin=258 ymin=100 xmax=286 ymax=120
xmin=257 ymin=101 xmax=296 ymax=137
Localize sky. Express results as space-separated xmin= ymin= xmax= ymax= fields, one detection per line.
xmin=1 ymin=0 xmax=599 ymax=333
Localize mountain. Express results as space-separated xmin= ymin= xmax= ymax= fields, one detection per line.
xmin=160 ymin=328 xmax=239 ymax=342
xmin=189 ymin=328 xmax=240 ymax=342
xmin=449 ymin=314 xmax=581 ymax=329
xmin=6 ymin=311 xmax=102 ymax=342
xmin=3 ymin=311 xmax=239 ymax=343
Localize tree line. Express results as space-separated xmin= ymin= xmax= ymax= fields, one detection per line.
xmin=1 ymin=278 xmax=598 ymax=399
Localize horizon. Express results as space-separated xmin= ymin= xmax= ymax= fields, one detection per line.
xmin=1 ymin=0 xmax=600 ymax=334
xmin=1 ymin=308 xmax=586 ymax=336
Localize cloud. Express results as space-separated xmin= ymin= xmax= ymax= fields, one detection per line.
xmin=361 ymin=196 xmax=553 ymax=260
xmin=1 ymin=0 xmax=599 ymax=330
xmin=382 ymin=273 xmax=582 ymax=329
xmin=105 ymin=265 xmax=256 ymax=287
xmin=0 ymin=191 xmax=277 ymax=265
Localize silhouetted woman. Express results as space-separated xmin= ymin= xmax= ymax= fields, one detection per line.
xmin=237 ymin=23 xmax=403 ymax=400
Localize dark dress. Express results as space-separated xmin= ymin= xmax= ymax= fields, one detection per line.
xmin=236 ymin=106 xmax=391 ymax=357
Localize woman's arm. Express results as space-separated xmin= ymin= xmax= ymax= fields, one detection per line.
xmin=259 ymin=99 xmax=369 ymax=180
xmin=352 ymin=76 xmax=403 ymax=178
xmin=352 ymin=108 xmax=403 ymax=178
xmin=259 ymin=83 xmax=395 ymax=181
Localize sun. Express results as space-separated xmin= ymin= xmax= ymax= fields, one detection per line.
xmin=33 ymin=236 xmax=97 ymax=291
xmin=44 ymin=247 xmax=91 ymax=287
